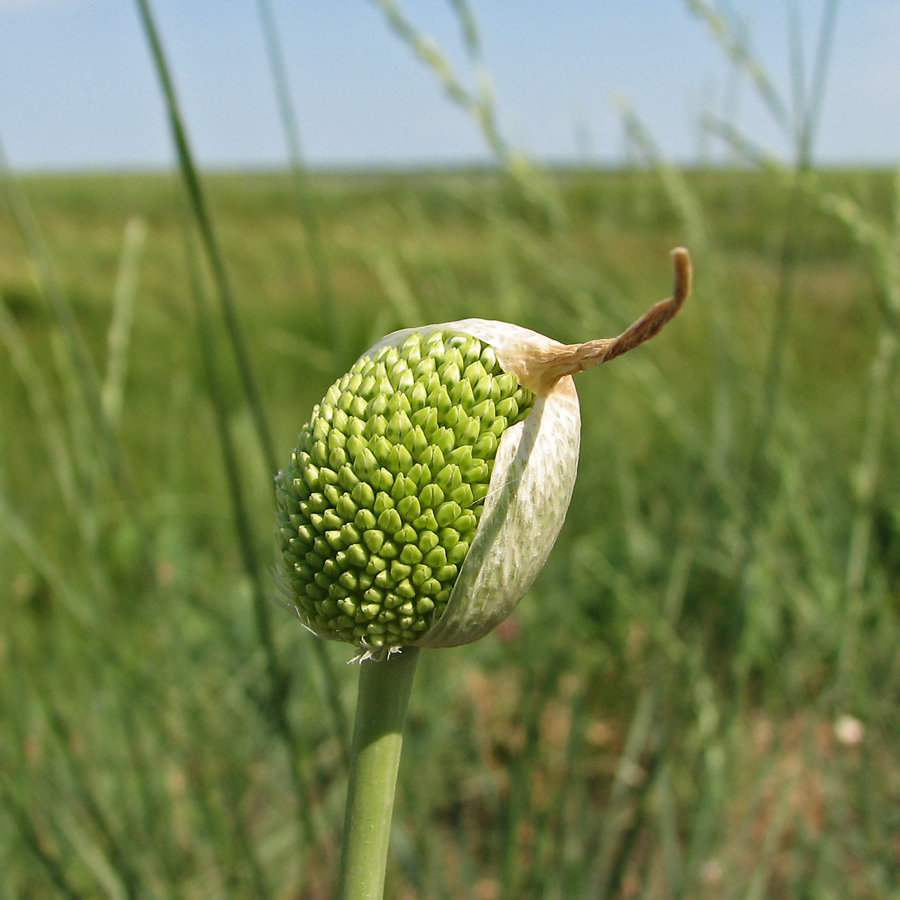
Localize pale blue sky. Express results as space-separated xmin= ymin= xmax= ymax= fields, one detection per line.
xmin=0 ymin=0 xmax=897 ymax=171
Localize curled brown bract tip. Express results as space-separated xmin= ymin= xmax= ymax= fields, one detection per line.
xmin=592 ymin=246 xmax=691 ymax=365
xmin=520 ymin=247 xmax=692 ymax=392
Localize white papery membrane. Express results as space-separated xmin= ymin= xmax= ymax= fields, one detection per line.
xmin=364 ymin=319 xmax=581 ymax=649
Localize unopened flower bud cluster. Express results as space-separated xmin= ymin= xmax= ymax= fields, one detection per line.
xmin=276 ymin=330 xmax=535 ymax=649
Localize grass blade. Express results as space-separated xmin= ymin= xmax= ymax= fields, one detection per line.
xmin=132 ymin=0 xmax=277 ymax=476
xmin=255 ymin=0 xmax=340 ymax=358
xmin=102 ymin=217 xmax=146 ymax=430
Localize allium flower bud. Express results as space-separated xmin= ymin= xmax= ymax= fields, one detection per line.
xmin=276 ymin=249 xmax=691 ymax=657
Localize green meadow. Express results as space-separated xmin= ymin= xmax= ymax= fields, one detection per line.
xmin=2 ymin=161 xmax=899 ymax=898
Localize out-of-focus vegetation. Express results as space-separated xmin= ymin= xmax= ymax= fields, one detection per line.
xmin=2 ymin=161 xmax=899 ymax=899
xmin=3 ymin=0 xmax=899 ymax=895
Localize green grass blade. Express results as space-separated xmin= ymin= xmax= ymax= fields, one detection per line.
xmin=0 ymin=143 xmax=147 ymax=544
xmin=102 ymin=217 xmax=146 ymax=430
xmin=134 ymin=0 xmax=349 ymax=772
xmin=0 ymin=298 xmax=78 ymax=514
xmin=0 ymin=776 xmax=89 ymax=900
xmin=180 ymin=220 xmax=324 ymax=854
xmin=255 ymin=0 xmax=340 ymax=358
xmin=132 ymin=0 xmax=278 ymax=476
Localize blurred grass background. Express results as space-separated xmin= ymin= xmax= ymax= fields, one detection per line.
xmin=2 ymin=0 xmax=900 ymax=898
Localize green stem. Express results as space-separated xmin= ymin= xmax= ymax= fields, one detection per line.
xmin=338 ymin=647 xmax=420 ymax=900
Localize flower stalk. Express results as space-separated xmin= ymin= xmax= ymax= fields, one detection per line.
xmin=337 ymin=648 xmax=420 ymax=900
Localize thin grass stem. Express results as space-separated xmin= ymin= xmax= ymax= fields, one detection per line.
xmin=135 ymin=0 xmax=349 ymax=762
xmin=837 ymin=331 xmax=898 ymax=689
xmin=371 ymin=0 xmax=563 ymax=223
xmin=102 ymin=217 xmax=146 ymax=430
xmin=0 ymin=298 xmax=78 ymax=514
xmin=181 ymin=222 xmax=324 ymax=855
xmin=133 ymin=0 xmax=278 ymax=476
xmin=0 ymin=141 xmax=147 ymax=544
xmin=255 ymin=0 xmax=340 ymax=357
xmin=0 ymin=776 xmax=88 ymax=900
xmin=40 ymin=699 xmax=142 ymax=900
xmin=684 ymin=0 xmax=791 ymax=135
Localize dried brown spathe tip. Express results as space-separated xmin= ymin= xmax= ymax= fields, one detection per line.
xmin=495 ymin=248 xmax=692 ymax=394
